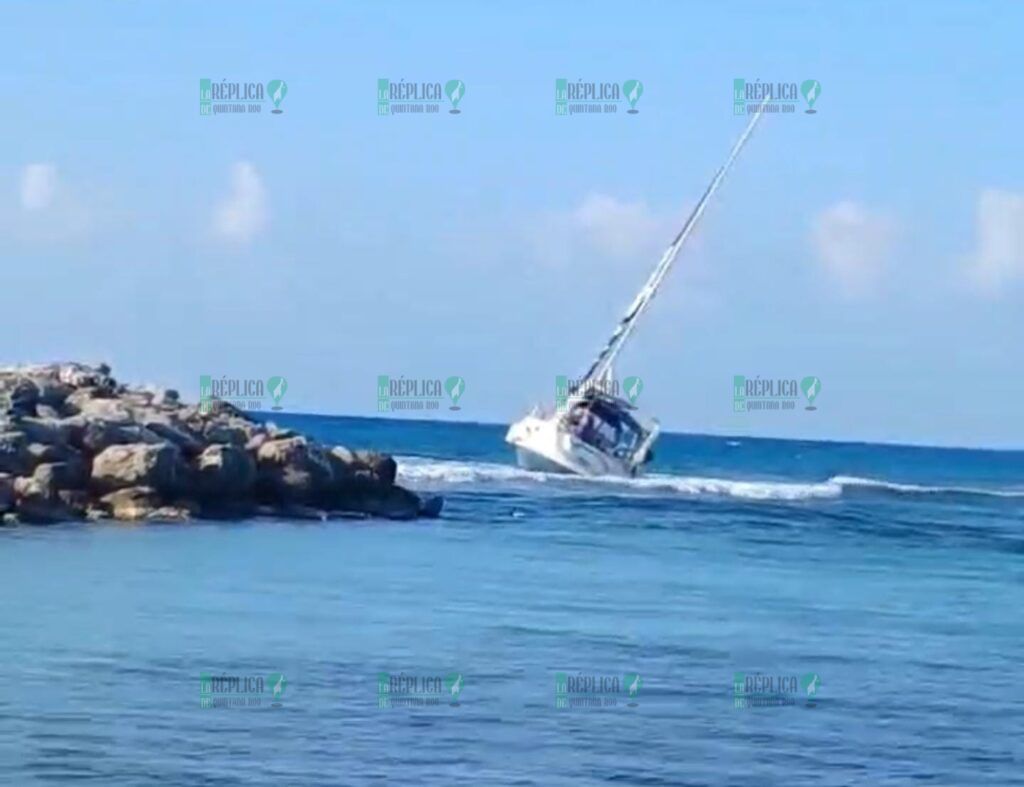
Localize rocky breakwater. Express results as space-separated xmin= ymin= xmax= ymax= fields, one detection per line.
xmin=0 ymin=363 xmax=442 ymax=524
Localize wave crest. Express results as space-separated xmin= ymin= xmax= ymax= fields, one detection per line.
xmin=397 ymin=458 xmax=1023 ymax=502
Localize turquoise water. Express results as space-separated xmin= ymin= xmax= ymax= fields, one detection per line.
xmin=1 ymin=415 xmax=1023 ymax=785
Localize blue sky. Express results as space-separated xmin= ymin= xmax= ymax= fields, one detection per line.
xmin=4 ymin=1 xmax=1023 ymax=448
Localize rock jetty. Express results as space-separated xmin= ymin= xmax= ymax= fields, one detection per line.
xmin=0 ymin=363 xmax=442 ymax=524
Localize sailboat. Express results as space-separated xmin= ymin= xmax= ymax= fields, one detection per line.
xmin=506 ymin=107 xmax=767 ymax=477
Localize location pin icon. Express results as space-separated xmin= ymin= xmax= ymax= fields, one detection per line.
xmin=267 ymin=80 xmax=288 ymax=114
xmin=800 ymin=376 xmax=821 ymax=410
xmin=800 ymin=80 xmax=820 ymax=114
xmin=445 ymin=376 xmax=465 ymax=410
xmin=623 ymin=79 xmax=643 ymax=114
xmin=445 ymin=80 xmax=465 ymax=114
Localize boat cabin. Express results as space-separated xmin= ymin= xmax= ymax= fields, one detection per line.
xmin=565 ymin=391 xmax=647 ymax=460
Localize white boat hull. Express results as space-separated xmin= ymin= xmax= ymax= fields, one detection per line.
xmin=505 ymin=412 xmax=638 ymax=478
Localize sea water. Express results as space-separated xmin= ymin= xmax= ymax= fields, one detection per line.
xmin=1 ymin=415 xmax=1022 ymax=785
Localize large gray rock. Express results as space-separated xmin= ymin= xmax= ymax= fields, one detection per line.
xmin=70 ymin=397 xmax=135 ymax=424
xmin=98 ymin=486 xmax=161 ymax=520
xmin=56 ymin=362 xmax=114 ymax=389
xmin=255 ymin=436 xmax=334 ymax=502
xmin=0 ymin=361 xmax=441 ymax=524
xmin=91 ymin=442 xmax=186 ymax=494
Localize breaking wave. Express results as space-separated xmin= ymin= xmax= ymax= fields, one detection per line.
xmin=397 ymin=457 xmax=1024 ymax=503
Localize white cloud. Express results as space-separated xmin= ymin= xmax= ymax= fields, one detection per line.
xmin=531 ymin=192 xmax=683 ymax=267
xmin=572 ymin=193 xmax=665 ymax=258
xmin=811 ymin=201 xmax=895 ymax=296
xmin=20 ymin=163 xmax=58 ymax=210
xmin=213 ymin=162 xmax=267 ymax=244
xmin=964 ymin=189 xmax=1024 ymax=294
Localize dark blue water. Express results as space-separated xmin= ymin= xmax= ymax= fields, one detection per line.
xmin=1 ymin=416 xmax=1022 ymax=785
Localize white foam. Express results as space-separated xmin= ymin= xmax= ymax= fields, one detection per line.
xmin=396 ymin=458 xmax=1024 ymax=502
xmin=830 ymin=475 xmax=1024 ymax=499
xmin=397 ymin=457 xmax=841 ymax=501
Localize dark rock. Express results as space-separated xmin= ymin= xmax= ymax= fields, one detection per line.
xmin=33 ymin=460 xmax=89 ymax=492
xmin=16 ymin=497 xmax=79 ymax=523
xmin=0 ymin=474 xmax=14 ymax=512
xmin=272 ymin=504 xmax=327 ymax=521
xmin=15 ymin=417 xmax=73 ymax=447
xmin=80 ymin=420 xmax=161 ymax=454
xmin=204 ymin=418 xmax=257 ymax=447
xmin=0 ymin=377 xmax=40 ymax=415
xmin=143 ymin=418 xmax=204 ymax=456
xmin=343 ymin=485 xmax=422 ymax=520
xmin=27 ymin=441 xmax=76 ymax=465
xmin=419 ymin=495 xmax=444 ymax=518
xmin=13 ymin=471 xmax=80 ymax=523
xmin=0 ymin=432 xmax=31 ymax=476
xmin=327 ymin=447 xmax=397 ymax=488
xmin=195 ymin=444 xmax=256 ymax=498
xmin=353 ymin=450 xmax=398 ymax=486
xmin=58 ymin=489 xmax=90 ymax=514
xmin=35 ymin=379 xmax=73 ymax=409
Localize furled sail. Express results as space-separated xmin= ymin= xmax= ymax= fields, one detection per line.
xmin=580 ymin=105 xmax=768 ymax=388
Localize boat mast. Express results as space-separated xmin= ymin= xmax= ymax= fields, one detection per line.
xmin=580 ymin=104 xmax=768 ymax=388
